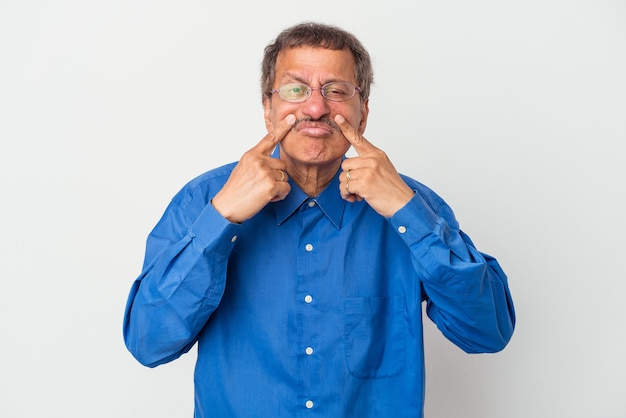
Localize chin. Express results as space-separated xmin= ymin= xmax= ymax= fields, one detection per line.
xmin=283 ymin=137 xmax=348 ymax=163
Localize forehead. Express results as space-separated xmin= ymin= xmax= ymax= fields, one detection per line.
xmin=274 ymin=46 xmax=357 ymax=84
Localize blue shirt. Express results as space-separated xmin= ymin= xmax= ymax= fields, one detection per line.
xmin=123 ymin=153 xmax=515 ymax=417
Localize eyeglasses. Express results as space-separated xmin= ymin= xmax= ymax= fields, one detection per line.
xmin=270 ymin=82 xmax=361 ymax=103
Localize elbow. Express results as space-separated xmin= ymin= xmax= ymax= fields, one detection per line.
xmin=123 ymin=328 xmax=168 ymax=368
xmin=470 ymin=330 xmax=514 ymax=354
xmin=123 ymin=327 xmax=191 ymax=368
xmin=456 ymin=331 xmax=513 ymax=354
xmin=123 ymin=306 xmax=194 ymax=368
xmin=460 ymin=315 xmax=516 ymax=354
xmin=435 ymin=305 xmax=516 ymax=354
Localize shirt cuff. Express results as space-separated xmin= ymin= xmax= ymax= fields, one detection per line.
xmin=188 ymin=200 xmax=241 ymax=255
xmin=388 ymin=191 xmax=439 ymax=246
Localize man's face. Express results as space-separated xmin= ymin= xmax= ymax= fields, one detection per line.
xmin=263 ymin=46 xmax=369 ymax=168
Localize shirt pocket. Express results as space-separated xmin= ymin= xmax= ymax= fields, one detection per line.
xmin=343 ymin=296 xmax=406 ymax=379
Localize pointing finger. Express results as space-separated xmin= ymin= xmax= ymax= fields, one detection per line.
xmin=256 ymin=114 xmax=296 ymax=155
xmin=334 ymin=114 xmax=373 ymax=155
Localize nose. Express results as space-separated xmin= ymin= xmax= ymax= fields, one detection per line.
xmin=301 ymin=88 xmax=330 ymax=121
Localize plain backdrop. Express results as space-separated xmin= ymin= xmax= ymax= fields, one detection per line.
xmin=1 ymin=0 xmax=624 ymax=417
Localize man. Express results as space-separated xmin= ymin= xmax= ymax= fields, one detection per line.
xmin=123 ymin=22 xmax=515 ymax=417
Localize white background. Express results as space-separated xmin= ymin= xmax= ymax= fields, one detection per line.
xmin=1 ymin=0 xmax=624 ymax=417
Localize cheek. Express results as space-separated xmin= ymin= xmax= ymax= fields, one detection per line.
xmin=264 ymin=99 xmax=294 ymax=130
xmin=327 ymin=135 xmax=352 ymax=157
xmin=336 ymin=104 xmax=366 ymax=129
xmin=338 ymin=141 xmax=352 ymax=156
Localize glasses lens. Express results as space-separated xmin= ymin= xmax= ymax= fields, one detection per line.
xmin=322 ymin=82 xmax=355 ymax=102
xmin=278 ymin=83 xmax=311 ymax=103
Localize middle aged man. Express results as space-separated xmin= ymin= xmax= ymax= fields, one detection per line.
xmin=124 ymin=21 xmax=516 ymax=417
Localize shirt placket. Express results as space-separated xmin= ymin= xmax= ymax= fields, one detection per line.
xmin=296 ymin=198 xmax=324 ymax=415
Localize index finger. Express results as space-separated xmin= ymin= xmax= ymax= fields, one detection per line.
xmin=334 ymin=114 xmax=374 ymax=155
xmin=256 ymin=114 xmax=296 ymax=155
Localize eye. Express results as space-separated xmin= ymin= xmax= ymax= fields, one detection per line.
xmin=323 ymin=83 xmax=352 ymax=100
xmin=279 ymin=83 xmax=310 ymax=102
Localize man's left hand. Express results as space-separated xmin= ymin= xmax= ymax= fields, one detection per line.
xmin=335 ymin=114 xmax=415 ymax=218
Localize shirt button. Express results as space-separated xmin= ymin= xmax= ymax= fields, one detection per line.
xmin=305 ymin=346 xmax=314 ymax=355
xmin=305 ymin=243 xmax=314 ymax=252
xmin=308 ymin=201 xmax=316 ymax=207
xmin=305 ymin=400 xmax=314 ymax=409
xmin=304 ymin=295 xmax=313 ymax=304
xmin=231 ymin=235 xmax=238 ymax=242
xmin=398 ymin=226 xmax=407 ymax=234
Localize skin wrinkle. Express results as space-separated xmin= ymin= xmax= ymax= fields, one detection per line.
xmin=263 ymin=47 xmax=367 ymax=197
xmin=123 ymin=25 xmax=516 ymax=416
xmin=285 ymin=117 xmax=342 ymax=192
xmin=288 ymin=159 xmax=342 ymax=195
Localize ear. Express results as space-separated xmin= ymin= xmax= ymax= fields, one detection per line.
xmin=263 ymin=97 xmax=273 ymax=132
xmin=358 ymin=99 xmax=370 ymax=134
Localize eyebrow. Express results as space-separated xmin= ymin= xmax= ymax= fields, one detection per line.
xmin=279 ymin=73 xmax=306 ymax=84
xmin=279 ymin=72 xmax=344 ymax=86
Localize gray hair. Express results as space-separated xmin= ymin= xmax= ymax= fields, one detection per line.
xmin=261 ymin=22 xmax=374 ymax=104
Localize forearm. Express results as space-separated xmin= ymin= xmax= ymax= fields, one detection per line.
xmin=123 ymin=201 xmax=239 ymax=367
xmin=421 ymin=239 xmax=515 ymax=353
xmin=391 ymin=190 xmax=516 ymax=353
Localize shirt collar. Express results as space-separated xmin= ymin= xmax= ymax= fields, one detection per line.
xmin=272 ymin=146 xmax=346 ymax=229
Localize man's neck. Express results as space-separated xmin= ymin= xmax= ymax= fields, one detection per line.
xmin=286 ymin=160 xmax=341 ymax=197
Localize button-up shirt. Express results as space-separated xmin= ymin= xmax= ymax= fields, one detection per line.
xmin=123 ymin=152 xmax=515 ymax=417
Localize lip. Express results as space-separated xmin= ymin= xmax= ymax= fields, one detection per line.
xmin=295 ymin=121 xmax=335 ymax=137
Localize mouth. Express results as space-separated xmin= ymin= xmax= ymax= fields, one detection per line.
xmin=293 ymin=118 xmax=338 ymax=137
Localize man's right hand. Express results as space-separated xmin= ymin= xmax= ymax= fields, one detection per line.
xmin=211 ymin=114 xmax=296 ymax=224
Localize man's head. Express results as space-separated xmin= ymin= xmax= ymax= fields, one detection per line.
xmin=261 ymin=22 xmax=374 ymax=104
xmin=261 ymin=22 xmax=373 ymax=178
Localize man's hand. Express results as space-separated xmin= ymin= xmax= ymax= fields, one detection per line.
xmin=212 ymin=114 xmax=296 ymax=223
xmin=335 ymin=114 xmax=414 ymax=218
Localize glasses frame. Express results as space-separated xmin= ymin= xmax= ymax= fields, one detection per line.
xmin=270 ymin=82 xmax=362 ymax=103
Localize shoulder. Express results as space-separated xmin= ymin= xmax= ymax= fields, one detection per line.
xmin=399 ymin=173 xmax=460 ymax=227
xmin=184 ymin=162 xmax=237 ymax=191
xmin=170 ymin=162 xmax=237 ymax=209
xmin=399 ymin=174 xmax=446 ymax=211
